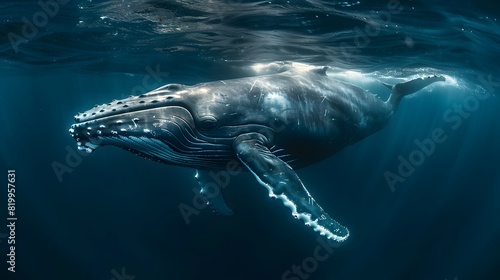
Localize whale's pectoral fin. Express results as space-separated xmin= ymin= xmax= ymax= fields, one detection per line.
xmin=387 ymin=75 xmax=446 ymax=108
xmin=233 ymin=134 xmax=349 ymax=241
xmin=195 ymin=169 xmax=234 ymax=216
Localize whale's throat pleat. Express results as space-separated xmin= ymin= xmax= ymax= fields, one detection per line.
xmin=99 ymin=136 xmax=232 ymax=168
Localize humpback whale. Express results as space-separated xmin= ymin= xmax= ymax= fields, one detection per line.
xmin=69 ymin=62 xmax=445 ymax=241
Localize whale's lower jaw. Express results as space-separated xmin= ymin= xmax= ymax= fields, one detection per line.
xmin=93 ymin=135 xmax=235 ymax=169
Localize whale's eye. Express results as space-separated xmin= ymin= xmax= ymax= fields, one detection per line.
xmin=198 ymin=115 xmax=218 ymax=131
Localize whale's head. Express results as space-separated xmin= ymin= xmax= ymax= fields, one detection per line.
xmin=69 ymin=83 xmax=253 ymax=168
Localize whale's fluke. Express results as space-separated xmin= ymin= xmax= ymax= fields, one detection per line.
xmin=387 ymin=75 xmax=446 ymax=109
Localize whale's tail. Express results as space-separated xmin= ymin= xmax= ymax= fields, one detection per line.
xmin=386 ymin=75 xmax=446 ymax=110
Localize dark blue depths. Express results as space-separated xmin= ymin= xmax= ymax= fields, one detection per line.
xmin=1 ymin=0 xmax=500 ymax=279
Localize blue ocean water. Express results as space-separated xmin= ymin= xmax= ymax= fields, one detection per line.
xmin=1 ymin=0 xmax=499 ymax=279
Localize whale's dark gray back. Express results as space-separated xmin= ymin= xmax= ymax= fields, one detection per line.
xmin=185 ymin=71 xmax=394 ymax=167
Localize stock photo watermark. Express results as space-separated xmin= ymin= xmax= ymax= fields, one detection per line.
xmin=130 ymin=65 xmax=170 ymax=96
xmin=52 ymin=144 xmax=91 ymax=183
xmin=178 ymin=160 xmax=242 ymax=225
xmin=211 ymin=0 xmax=244 ymax=22
xmin=7 ymin=0 xmax=70 ymax=53
xmin=110 ymin=267 xmax=135 ymax=280
xmin=282 ymin=236 xmax=340 ymax=280
xmin=385 ymin=74 xmax=499 ymax=191
xmin=5 ymin=170 xmax=17 ymax=273
xmin=339 ymin=0 xmax=403 ymax=60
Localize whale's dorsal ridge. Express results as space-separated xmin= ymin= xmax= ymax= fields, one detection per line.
xmin=311 ymin=66 xmax=329 ymax=76
xmin=250 ymin=61 xmax=330 ymax=76
xmin=284 ymin=63 xmax=329 ymax=76
xmin=153 ymin=83 xmax=185 ymax=92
